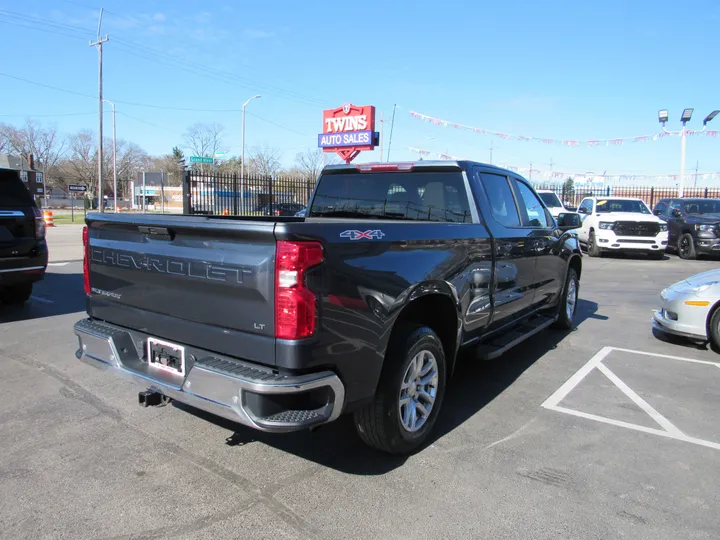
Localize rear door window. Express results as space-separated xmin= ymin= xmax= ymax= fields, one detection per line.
xmin=0 ymin=169 xmax=35 ymax=208
xmin=476 ymin=172 xmax=521 ymax=228
xmin=310 ymin=170 xmax=472 ymax=222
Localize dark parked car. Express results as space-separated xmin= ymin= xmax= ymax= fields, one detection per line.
xmin=262 ymin=202 xmax=306 ymax=216
xmin=0 ymin=169 xmax=48 ymax=304
xmin=74 ymin=160 xmax=582 ymax=454
xmin=653 ymin=198 xmax=720 ymax=259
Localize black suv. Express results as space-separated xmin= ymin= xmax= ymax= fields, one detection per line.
xmin=0 ymin=169 xmax=48 ymax=303
xmin=653 ymin=198 xmax=720 ymax=259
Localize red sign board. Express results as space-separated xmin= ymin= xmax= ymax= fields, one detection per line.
xmin=319 ymin=104 xmax=377 ymax=163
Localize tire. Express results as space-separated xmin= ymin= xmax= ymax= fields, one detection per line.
xmin=587 ymin=230 xmax=602 ymax=257
xmin=354 ymin=325 xmax=447 ymax=454
xmin=678 ymin=233 xmax=697 ymax=260
xmin=553 ymin=268 xmax=579 ymax=330
xmin=709 ymin=307 xmax=720 ymax=351
xmin=1 ymin=283 xmax=33 ymax=305
xmin=648 ymin=251 xmax=665 ymax=260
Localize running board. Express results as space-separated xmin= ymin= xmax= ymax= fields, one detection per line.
xmin=475 ymin=314 xmax=558 ymax=360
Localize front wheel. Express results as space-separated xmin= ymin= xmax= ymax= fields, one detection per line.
xmin=354 ymin=326 xmax=446 ymax=454
xmin=678 ymin=233 xmax=697 ymax=260
xmin=709 ymin=307 xmax=720 ymax=352
xmin=1 ymin=283 xmax=33 ymax=305
xmin=553 ymin=268 xmax=579 ymax=330
xmin=587 ymin=230 xmax=602 ymax=257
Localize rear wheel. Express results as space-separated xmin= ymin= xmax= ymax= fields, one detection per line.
xmin=678 ymin=233 xmax=697 ymax=260
xmin=587 ymin=230 xmax=602 ymax=257
xmin=1 ymin=283 xmax=33 ymax=305
xmin=354 ymin=326 xmax=446 ymax=454
xmin=553 ymin=268 xmax=579 ymax=330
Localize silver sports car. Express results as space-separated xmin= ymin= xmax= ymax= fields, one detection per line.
xmin=652 ymin=269 xmax=720 ymax=349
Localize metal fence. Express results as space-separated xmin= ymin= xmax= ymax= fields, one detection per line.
xmin=182 ymin=171 xmax=720 ymax=216
xmin=183 ymin=171 xmax=315 ymax=215
xmin=536 ymin=184 xmax=720 ymax=210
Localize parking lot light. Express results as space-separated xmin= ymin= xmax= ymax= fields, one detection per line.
xmin=658 ymin=107 xmax=716 ymax=198
xmin=703 ymin=110 xmax=719 ymax=126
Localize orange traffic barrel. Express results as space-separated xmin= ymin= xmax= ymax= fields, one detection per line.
xmin=222 ymin=208 xmax=229 ymax=216
xmin=43 ymin=210 xmax=55 ymax=227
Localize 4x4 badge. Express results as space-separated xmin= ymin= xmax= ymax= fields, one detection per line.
xmin=340 ymin=229 xmax=385 ymax=240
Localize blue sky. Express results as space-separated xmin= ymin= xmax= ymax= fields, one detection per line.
xmin=1 ymin=0 xmax=719 ymax=183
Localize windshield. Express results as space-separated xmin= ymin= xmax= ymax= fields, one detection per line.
xmin=596 ymin=199 xmax=650 ymax=214
xmin=682 ymin=200 xmax=720 ymax=214
xmin=309 ymin=171 xmax=472 ymax=222
xmin=538 ymin=192 xmax=562 ymax=207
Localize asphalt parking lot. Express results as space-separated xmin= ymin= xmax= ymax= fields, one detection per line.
xmin=1 ymin=227 xmax=719 ymax=540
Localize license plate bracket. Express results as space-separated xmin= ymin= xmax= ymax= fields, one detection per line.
xmin=147 ymin=337 xmax=185 ymax=376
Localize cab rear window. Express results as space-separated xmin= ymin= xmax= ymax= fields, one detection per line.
xmin=0 ymin=169 xmax=35 ymax=208
xmin=309 ymin=171 xmax=472 ymax=222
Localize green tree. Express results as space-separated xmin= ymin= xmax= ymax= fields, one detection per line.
xmin=562 ymin=177 xmax=575 ymax=203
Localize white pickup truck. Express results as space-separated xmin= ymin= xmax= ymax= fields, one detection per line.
xmin=536 ymin=190 xmax=568 ymax=218
xmin=576 ymin=197 xmax=668 ymax=259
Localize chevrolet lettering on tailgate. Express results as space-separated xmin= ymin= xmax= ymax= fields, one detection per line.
xmin=91 ymin=248 xmax=251 ymax=283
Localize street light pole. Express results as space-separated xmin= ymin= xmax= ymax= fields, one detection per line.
xmin=102 ymin=99 xmax=117 ymax=212
xmin=90 ymin=8 xmax=108 ymax=213
xmin=658 ymin=108 xmax=719 ymax=198
xmin=240 ymin=95 xmax=262 ymax=214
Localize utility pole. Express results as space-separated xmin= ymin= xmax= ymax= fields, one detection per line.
xmin=90 ymin=8 xmax=108 ymax=213
xmin=489 ymin=141 xmax=493 ymax=164
xmin=102 ymin=99 xmax=117 ymax=211
xmin=379 ymin=111 xmax=384 ymax=162
xmin=386 ymin=104 xmax=397 ymax=162
xmin=694 ymin=160 xmax=699 ymax=188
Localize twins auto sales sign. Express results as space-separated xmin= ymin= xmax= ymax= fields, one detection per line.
xmin=318 ymin=104 xmax=378 ymax=163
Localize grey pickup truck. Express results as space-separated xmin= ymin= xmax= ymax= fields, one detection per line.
xmin=74 ymin=161 xmax=582 ymax=454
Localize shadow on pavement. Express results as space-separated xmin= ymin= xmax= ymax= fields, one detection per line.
xmin=175 ymin=299 xmax=604 ymax=475
xmin=0 ymin=270 xmax=85 ymax=323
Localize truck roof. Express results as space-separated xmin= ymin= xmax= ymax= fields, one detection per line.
xmin=322 ymin=160 xmax=519 ymax=177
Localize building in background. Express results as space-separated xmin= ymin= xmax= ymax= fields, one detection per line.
xmin=0 ymin=153 xmax=45 ymax=203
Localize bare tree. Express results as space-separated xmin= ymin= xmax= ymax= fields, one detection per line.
xmin=248 ymin=145 xmax=282 ymax=178
xmin=0 ymin=120 xmax=66 ymax=189
xmin=183 ymin=122 xmax=224 ymax=174
xmin=295 ymin=149 xmax=340 ymax=180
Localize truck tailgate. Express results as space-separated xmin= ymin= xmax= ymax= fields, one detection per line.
xmin=86 ymin=214 xmax=277 ymax=364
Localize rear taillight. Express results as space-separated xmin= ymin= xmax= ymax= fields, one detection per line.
xmin=275 ymin=241 xmax=323 ymax=340
xmin=32 ymin=207 xmax=46 ymax=239
xmin=82 ymin=226 xmax=90 ymax=295
xmin=274 ymin=209 xmax=281 ymax=216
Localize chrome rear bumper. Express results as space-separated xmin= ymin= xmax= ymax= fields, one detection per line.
xmin=74 ymin=318 xmax=345 ymax=432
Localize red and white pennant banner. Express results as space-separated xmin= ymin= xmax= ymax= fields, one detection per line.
xmin=407 ymin=147 xmax=720 ymax=182
xmin=409 ymin=111 xmax=720 ymax=147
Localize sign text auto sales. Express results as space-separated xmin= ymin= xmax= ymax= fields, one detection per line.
xmin=318 ymin=103 xmax=378 ymax=163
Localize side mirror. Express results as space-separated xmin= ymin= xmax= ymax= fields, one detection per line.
xmin=672 ymin=208 xmax=683 ymax=218
xmin=577 ymin=207 xmax=588 ymax=215
xmin=557 ymin=212 xmax=581 ymax=231
xmin=653 ymin=209 xmax=662 ymax=216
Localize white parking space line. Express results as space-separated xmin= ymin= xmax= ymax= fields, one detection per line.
xmin=596 ymin=363 xmax=684 ymax=436
xmin=30 ymin=296 xmax=54 ymax=304
xmin=541 ymin=346 xmax=612 ymax=409
xmin=542 ymin=346 xmax=720 ymax=452
xmin=611 ymin=346 xmax=720 ymax=367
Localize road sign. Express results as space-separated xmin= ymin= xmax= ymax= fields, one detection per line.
xmin=189 ymin=156 xmax=214 ymax=164
xmin=68 ymin=184 xmax=87 ymax=193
